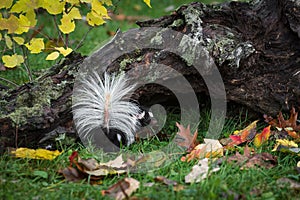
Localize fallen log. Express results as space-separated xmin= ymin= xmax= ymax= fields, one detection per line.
xmin=0 ymin=0 xmax=299 ymax=148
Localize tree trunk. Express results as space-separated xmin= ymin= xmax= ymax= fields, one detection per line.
xmin=0 ymin=0 xmax=299 ymax=148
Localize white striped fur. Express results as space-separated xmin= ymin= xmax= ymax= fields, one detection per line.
xmin=72 ymin=72 xmax=140 ymax=145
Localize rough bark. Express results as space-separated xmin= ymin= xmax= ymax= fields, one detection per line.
xmin=0 ymin=0 xmax=299 ymax=148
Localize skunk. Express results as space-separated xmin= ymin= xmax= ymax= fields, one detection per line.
xmin=72 ymin=72 xmax=152 ymax=147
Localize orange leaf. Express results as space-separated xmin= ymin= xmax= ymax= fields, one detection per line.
xmin=254 ymin=125 xmax=271 ymax=147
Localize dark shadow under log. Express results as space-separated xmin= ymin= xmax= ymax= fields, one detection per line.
xmin=0 ymin=0 xmax=299 ymax=148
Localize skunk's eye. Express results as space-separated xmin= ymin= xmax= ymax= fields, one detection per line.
xmin=148 ymin=111 xmax=153 ymax=118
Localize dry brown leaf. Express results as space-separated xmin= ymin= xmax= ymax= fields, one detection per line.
xmin=277 ymin=178 xmax=300 ymax=190
xmin=58 ymin=166 xmax=85 ymax=182
xmin=185 ymin=158 xmax=220 ymax=183
xmin=101 ymin=178 xmax=140 ymax=200
xmin=264 ymin=107 xmax=300 ymax=131
xmin=175 ymin=122 xmax=199 ymax=151
xmin=154 ymin=176 xmax=177 ymax=186
xmin=224 ymin=149 xmax=277 ymax=169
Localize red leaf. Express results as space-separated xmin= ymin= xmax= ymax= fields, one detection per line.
xmin=69 ymin=151 xmax=78 ymax=166
xmin=254 ymin=125 xmax=271 ymax=147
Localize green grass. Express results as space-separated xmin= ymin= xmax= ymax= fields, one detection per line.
xmin=1 ymin=1 xmax=299 ymax=199
xmin=1 ymin=108 xmax=299 ymax=199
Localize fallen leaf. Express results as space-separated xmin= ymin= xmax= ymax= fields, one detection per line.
xmin=185 ymin=158 xmax=220 ymax=183
xmin=254 ymin=125 xmax=271 ymax=147
xmin=10 ymin=148 xmax=61 ymax=160
xmin=223 ymin=120 xmax=258 ymax=148
xmin=175 ymin=122 xmax=199 ymax=151
xmin=58 ymin=166 xmax=85 ymax=182
xmin=101 ymin=177 xmax=140 ymax=200
xmin=181 ymin=139 xmax=223 ymax=162
xmin=272 ymin=140 xmax=300 ymax=155
xmin=264 ymin=107 xmax=300 ymax=131
xmin=287 ymin=130 xmax=300 ymax=139
xmin=223 ymin=150 xmax=277 ymax=169
xmin=277 ymin=178 xmax=300 ymax=190
xmin=154 ymin=176 xmax=177 ymax=186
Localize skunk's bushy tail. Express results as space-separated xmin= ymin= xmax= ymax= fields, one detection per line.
xmin=72 ymin=72 xmax=140 ymax=145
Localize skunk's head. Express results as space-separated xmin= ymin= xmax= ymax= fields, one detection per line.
xmin=105 ymin=107 xmax=154 ymax=147
xmin=136 ymin=108 xmax=154 ymax=127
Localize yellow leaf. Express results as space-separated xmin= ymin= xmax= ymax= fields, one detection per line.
xmin=26 ymin=9 xmax=37 ymax=27
xmin=58 ymin=14 xmax=75 ymax=34
xmin=42 ymin=0 xmax=65 ymax=15
xmin=46 ymin=51 xmax=60 ymax=60
xmin=68 ymin=7 xmax=82 ymax=20
xmin=5 ymin=15 xmax=19 ymax=33
xmin=66 ymin=0 xmax=80 ymax=4
xmin=143 ymin=0 xmax=151 ymax=8
xmin=5 ymin=34 xmax=13 ymax=49
xmin=55 ymin=47 xmax=73 ymax=56
xmin=0 ymin=33 xmax=2 ymax=40
xmin=13 ymin=36 xmax=25 ymax=45
xmin=11 ymin=148 xmax=62 ymax=160
xmin=273 ymin=139 xmax=298 ymax=149
xmin=0 ymin=0 xmax=13 ymax=9
xmin=11 ymin=0 xmax=39 ymax=13
xmin=2 ymin=54 xmax=24 ymax=68
xmin=25 ymin=38 xmax=44 ymax=53
xmin=91 ymin=0 xmax=108 ymax=16
xmin=80 ymin=0 xmax=92 ymax=3
xmin=86 ymin=11 xmax=106 ymax=26
xmin=15 ymin=14 xmax=31 ymax=34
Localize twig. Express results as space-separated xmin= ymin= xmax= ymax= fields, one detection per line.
xmin=73 ymin=27 xmax=92 ymax=52
xmin=53 ymin=15 xmax=66 ymax=47
xmin=0 ymin=76 xmax=19 ymax=87
xmin=21 ymin=46 xmax=33 ymax=82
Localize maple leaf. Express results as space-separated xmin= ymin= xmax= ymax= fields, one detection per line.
xmin=101 ymin=178 xmax=140 ymax=200
xmin=175 ymin=122 xmax=199 ymax=151
xmin=254 ymin=125 xmax=271 ymax=147
xmin=264 ymin=107 xmax=300 ymax=131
